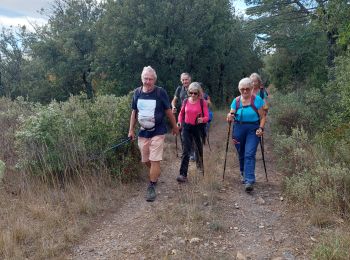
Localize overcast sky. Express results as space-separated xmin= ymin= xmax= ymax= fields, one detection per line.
xmin=0 ymin=0 xmax=53 ymax=29
xmin=0 ymin=0 xmax=246 ymax=30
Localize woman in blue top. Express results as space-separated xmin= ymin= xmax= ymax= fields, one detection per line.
xmin=227 ymin=78 xmax=266 ymax=193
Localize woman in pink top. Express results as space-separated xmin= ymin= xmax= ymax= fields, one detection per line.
xmin=176 ymin=82 xmax=209 ymax=182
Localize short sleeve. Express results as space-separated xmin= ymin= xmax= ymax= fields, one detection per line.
xmin=131 ymin=90 xmax=138 ymax=110
xmin=160 ymin=88 xmax=171 ymax=110
xmin=230 ymin=97 xmax=238 ymax=111
xmin=174 ymin=86 xmax=181 ymax=98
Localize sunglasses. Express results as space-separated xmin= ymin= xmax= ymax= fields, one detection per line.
xmin=189 ymin=92 xmax=199 ymax=95
xmin=240 ymin=88 xmax=251 ymax=92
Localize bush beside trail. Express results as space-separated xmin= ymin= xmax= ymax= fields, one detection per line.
xmin=15 ymin=93 xmax=140 ymax=183
xmin=270 ymin=82 xmax=350 ymax=257
xmin=0 ymin=94 xmax=142 ymax=259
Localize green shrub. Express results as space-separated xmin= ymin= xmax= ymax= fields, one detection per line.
xmin=0 ymin=97 xmax=37 ymax=167
xmin=269 ymin=89 xmax=328 ymax=136
xmin=16 ymin=93 xmax=140 ymax=182
xmin=273 ymin=127 xmax=313 ymax=175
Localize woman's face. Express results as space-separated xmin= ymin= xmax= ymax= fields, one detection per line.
xmin=251 ymin=77 xmax=260 ymax=89
xmin=239 ymin=85 xmax=252 ymax=99
xmin=188 ymin=89 xmax=199 ymax=100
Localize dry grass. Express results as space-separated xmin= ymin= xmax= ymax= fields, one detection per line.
xmin=155 ymin=116 xmax=232 ymax=256
xmin=0 ymin=170 xmax=127 ymax=259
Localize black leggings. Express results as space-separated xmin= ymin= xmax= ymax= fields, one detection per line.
xmin=179 ymin=124 xmax=203 ymax=177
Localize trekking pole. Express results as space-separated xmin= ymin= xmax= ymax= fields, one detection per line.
xmin=206 ymin=125 xmax=212 ymax=151
xmin=222 ymin=122 xmax=232 ymax=181
xmin=260 ymin=135 xmax=268 ymax=182
xmin=175 ymin=134 xmax=178 ymax=157
xmin=88 ymin=137 xmax=131 ymax=161
xmin=195 ymin=138 xmax=205 ymax=176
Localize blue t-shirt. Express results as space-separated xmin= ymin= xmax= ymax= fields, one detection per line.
xmin=132 ymin=86 xmax=171 ymax=138
xmin=230 ymin=95 xmax=264 ymax=122
xmin=257 ymin=89 xmax=268 ymax=100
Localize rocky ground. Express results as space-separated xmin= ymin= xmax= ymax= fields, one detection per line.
xmin=67 ymin=115 xmax=321 ymax=260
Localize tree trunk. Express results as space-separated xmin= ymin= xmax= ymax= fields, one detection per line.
xmin=82 ymin=70 xmax=94 ymax=99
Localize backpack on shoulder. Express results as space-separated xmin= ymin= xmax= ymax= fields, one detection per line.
xmin=235 ymin=95 xmax=259 ymax=118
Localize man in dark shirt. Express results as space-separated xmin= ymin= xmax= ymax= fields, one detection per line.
xmin=171 ymin=72 xmax=191 ymax=114
xmin=171 ymin=73 xmax=198 ymax=160
xmin=128 ymin=66 xmax=179 ymax=202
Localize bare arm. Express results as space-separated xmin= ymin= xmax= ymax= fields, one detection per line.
xmin=128 ymin=110 xmax=137 ymax=140
xmin=165 ymin=109 xmax=179 ymax=135
xmin=256 ymin=108 xmax=266 ymax=137
xmin=171 ymin=96 xmax=178 ymax=114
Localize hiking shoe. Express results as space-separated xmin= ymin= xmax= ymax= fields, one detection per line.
xmin=189 ymin=155 xmax=195 ymax=161
xmin=245 ymin=183 xmax=254 ymax=193
xmin=176 ymin=175 xmax=188 ymax=183
xmin=146 ymin=185 xmax=156 ymax=202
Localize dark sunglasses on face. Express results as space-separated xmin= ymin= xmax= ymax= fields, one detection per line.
xmin=189 ymin=92 xmax=198 ymax=95
xmin=240 ymin=88 xmax=251 ymax=92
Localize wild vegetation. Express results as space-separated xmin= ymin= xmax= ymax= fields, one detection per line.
xmin=0 ymin=0 xmax=350 ymax=258
xmin=248 ymin=0 xmax=350 ymax=256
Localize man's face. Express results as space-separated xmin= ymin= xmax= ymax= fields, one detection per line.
xmin=181 ymin=75 xmax=191 ymax=88
xmin=142 ymin=71 xmax=156 ymax=88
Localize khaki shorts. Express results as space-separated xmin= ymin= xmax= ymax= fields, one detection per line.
xmin=138 ymin=135 xmax=166 ymax=162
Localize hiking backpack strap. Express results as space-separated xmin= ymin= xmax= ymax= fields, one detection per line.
xmin=200 ymin=98 xmax=204 ymax=117
xmin=181 ymin=98 xmax=205 ymax=122
xmin=250 ymin=95 xmax=258 ymax=116
xmin=235 ymin=96 xmax=241 ymax=113
xmin=235 ymin=95 xmax=259 ymax=119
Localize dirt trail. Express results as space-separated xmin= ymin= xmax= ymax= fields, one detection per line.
xmin=67 ymin=113 xmax=321 ymax=260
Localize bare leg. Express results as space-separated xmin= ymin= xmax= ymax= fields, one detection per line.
xmin=144 ymin=161 xmax=151 ymax=169
xmin=149 ymin=161 xmax=161 ymax=182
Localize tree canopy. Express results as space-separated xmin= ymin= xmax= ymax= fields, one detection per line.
xmin=0 ymin=0 xmax=261 ymax=104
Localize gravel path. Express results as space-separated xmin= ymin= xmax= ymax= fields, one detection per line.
xmin=67 ymin=115 xmax=321 ymax=260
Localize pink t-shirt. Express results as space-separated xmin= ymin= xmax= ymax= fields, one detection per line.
xmin=178 ymin=99 xmax=209 ymax=125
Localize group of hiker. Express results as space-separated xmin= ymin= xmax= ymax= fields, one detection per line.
xmin=128 ymin=66 xmax=268 ymax=202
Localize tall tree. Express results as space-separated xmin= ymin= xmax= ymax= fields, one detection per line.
xmin=31 ymin=0 xmax=102 ymax=101
xmin=95 ymin=0 xmax=261 ymax=103
xmin=0 ymin=27 xmax=30 ymax=98
xmin=245 ymin=0 xmax=350 ymax=90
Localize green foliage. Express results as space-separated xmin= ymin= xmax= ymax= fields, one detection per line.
xmin=1 ymin=0 xmax=261 ymax=105
xmin=0 ymin=97 xmax=38 ymax=169
xmin=16 ymin=93 xmax=140 ymax=182
xmin=274 ymin=127 xmax=350 ymax=219
xmin=28 ymin=0 xmax=102 ymax=102
xmin=326 ymin=52 xmax=350 ymax=125
xmin=269 ymin=87 xmax=330 ymax=137
xmin=245 ymin=0 xmax=350 ymax=92
xmin=273 ymin=127 xmax=312 ymax=175
xmin=95 ymin=0 xmax=261 ymax=103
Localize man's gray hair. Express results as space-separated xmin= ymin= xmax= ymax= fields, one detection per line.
xmin=238 ymin=78 xmax=252 ymax=90
xmin=141 ymin=66 xmax=157 ymax=80
xmin=180 ymin=72 xmax=191 ymax=79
